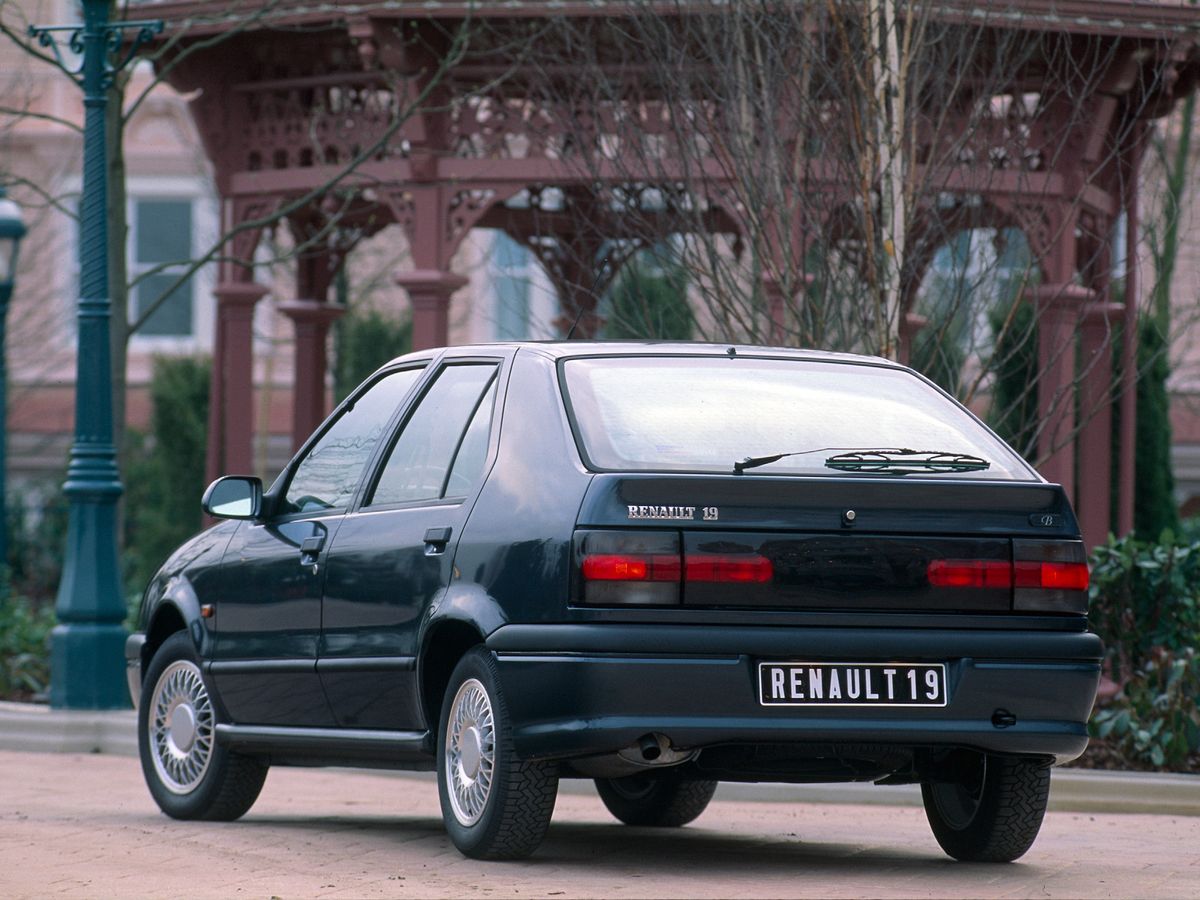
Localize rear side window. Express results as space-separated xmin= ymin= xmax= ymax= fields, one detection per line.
xmin=369 ymin=363 xmax=499 ymax=506
xmin=561 ymin=356 xmax=1034 ymax=480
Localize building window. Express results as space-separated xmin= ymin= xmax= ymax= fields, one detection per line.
xmin=131 ymin=198 xmax=194 ymax=337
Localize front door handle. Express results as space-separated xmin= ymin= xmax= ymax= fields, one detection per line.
xmin=299 ymin=533 xmax=325 ymax=568
xmin=424 ymin=526 xmax=452 ymax=555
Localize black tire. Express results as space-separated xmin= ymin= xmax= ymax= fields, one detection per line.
xmin=437 ymin=647 xmax=559 ymax=860
xmin=595 ymin=770 xmax=717 ymax=827
xmin=921 ymin=752 xmax=1051 ymax=862
xmin=138 ymin=632 xmax=268 ymax=821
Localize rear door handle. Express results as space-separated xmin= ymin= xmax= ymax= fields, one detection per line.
xmin=424 ymin=526 xmax=452 ymax=555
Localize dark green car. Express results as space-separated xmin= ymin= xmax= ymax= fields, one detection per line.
xmin=127 ymin=342 xmax=1101 ymax=861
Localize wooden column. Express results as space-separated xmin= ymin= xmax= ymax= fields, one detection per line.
xmin=1077 ymin=302 xmax=1123 ymax=548
xmin=395 ymin=269 xmax=468 ymax=350
xmin=1030 ymin=284 xmax=1094 ymax=499
xmin=206 ymin=280 xmax=268 ymax=482
xmin=279 ymin=300 xmax=345 ymax=452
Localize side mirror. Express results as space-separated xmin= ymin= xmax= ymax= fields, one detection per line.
xmin=202 ymin=475 xmax=263 ymax=520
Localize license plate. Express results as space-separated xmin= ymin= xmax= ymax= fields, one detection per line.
xmin=758 ymin=662 xmax=948 ymax=707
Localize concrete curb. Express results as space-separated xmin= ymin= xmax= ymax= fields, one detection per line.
xmin=3 ymin=701 xmax=1197 ymax=816
xmin=0 ymin=701 xmax=137 ymax=757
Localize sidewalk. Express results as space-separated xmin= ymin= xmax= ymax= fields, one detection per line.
xmin=3 ymin=700 xmax=1197 ymax=817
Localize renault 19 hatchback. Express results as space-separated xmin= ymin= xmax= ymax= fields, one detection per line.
xmin=127 ymin=343 xmax=1101 ymax=862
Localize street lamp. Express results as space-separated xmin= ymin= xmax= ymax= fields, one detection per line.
xmin=30 ymin=3 xmax=162 ymax=708
xmin=0 ymin=187 xmax=27 ymax=574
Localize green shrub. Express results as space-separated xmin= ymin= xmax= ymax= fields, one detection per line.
xmin=1088 ymin=531 xmax=1200 ymax=682
xmin=0 ymin=587 xmax=54 ymax=699
xmin=910 ymin=324 xmax=965 ymax=397
xmin=1088 ymin=531 xmax=1200 ymax=769
xmin=988 ymin=299 xmax=1039 ymax=459
xmin=1134 ymin=317 xmax=1178 ymax=539
xmin=1091 ymin=648 xmax=1200 ymax=769
xmin=605 ymin=251 xmax=693 ymax=341
xmin=123 ymin=356 xmax=211 ymax=593
xmin=334 ymin=309 xmax=412 ymax=403
xmin=5 ymin=492 xmax=68 ymax=602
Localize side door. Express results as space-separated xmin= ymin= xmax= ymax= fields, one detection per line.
xmin=208 ymin=364 xmax=427 ymax=726
xmin=318 ymin=357 xmax=505 ymax=729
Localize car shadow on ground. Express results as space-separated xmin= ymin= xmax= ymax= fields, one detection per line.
xmin=224 ymin=811 xmax=1034 ymax=880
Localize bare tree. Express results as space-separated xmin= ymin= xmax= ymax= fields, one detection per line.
xmin=467 ymin=1 xmax=1190 ymax=471
xmin=0 ymin=0 xmax=479 ymax=458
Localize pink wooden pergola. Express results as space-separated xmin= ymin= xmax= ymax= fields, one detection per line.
xmin=141 ymin=1 xmax=1199 ymax=548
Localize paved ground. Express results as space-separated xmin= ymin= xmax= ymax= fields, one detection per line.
xmin=1 ymin=750 xmax=1198 ymax=899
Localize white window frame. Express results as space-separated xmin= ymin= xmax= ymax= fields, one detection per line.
xmin=125 ymin=175 xmax=217 ymax=353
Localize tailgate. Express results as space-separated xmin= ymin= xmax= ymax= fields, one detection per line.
xmin=574 ymin=474 xmax=1085 ymax=614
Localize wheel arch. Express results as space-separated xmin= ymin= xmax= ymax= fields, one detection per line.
xmin=419 ymin=618 xmax=486 ymax=732
xmin=141 ymin=576 xmax=207 ymax=678
xmin=418 ymin=583 xmax=509 ymax=729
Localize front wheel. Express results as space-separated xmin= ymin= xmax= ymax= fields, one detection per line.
xmin=437 ymin=648 xmax=559 ymax=859
xmin=921 ymin=752 xmax=1050 ymax=862
xmin=595 ymin=771 xmax=717 ymax=827
xmin=138 ymin=632 xmax=268 ymax=821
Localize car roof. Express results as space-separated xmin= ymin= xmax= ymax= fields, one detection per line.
xmin=380 ymin=340 xmax=897 ymax=370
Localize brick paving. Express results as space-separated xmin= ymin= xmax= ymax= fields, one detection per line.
xmin=1 ymin=749 xmax=1197 ymax=899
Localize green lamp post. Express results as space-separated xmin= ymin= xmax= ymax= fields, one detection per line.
xmin=0 ymin=187 xmax=27 ymax=574
xmin=30 ymin=3 xmax=162 ymax=708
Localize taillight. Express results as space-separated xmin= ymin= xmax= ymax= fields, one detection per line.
xmin=575 ymin=531 xmax=775 ymax=605
xmin=926 ymin=540 xmax=1089 ymax=613
xmin=686 ymin=554 xmax=774 ymax=584
xmin=927 ymin=560 xmax=1011 ymax=589
xmin=1014 ymin=561 xmax=1090 ymax=591
xmin=581 ymin=554 xmax=682 ymax=582
xmin=1013 ymin=539 xmax=1090 ymax=612
xmin=577 ymin=531 xmax=682 ymax=605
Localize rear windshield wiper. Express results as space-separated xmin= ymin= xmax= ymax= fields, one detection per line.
xmin=824 ymin=448 xmax=990 ymax=475
xmin=733 ymin=447 xmax=990 ymax=475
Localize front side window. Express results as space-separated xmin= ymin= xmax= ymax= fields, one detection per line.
xmin=284 ymin=368 xmax=424 ymax=513
xmin=562 ymin=356 xmax=1034 ymax=480
xmin=369 ymin=363 xmax=499 ymax=507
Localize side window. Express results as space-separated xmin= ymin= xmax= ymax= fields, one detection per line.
xmin=369 ymin=364 xmax=499 ymax=507
xmin=444 ymin=380 xmax=498 ymax=498
xmin=284 ymin=368 xmax=424 ymax=514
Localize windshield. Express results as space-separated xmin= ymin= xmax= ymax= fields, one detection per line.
xmin=561 ymin=355 xmax=1036 ymax=480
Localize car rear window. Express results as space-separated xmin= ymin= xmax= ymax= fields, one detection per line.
xmin=561 ymin=355 xmax=1035 ymax=480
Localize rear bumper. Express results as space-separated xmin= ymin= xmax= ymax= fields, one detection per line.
xmin=487 ymin=623 xmax=1102 ymax=766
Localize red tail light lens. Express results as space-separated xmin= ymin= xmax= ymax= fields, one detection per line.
xmin=1014 ymin=561 xmax=1090 ymax=591
xmin=582 ymin=554 xmax=682 ymax=582
xmin=577 ymin=531 xmax=682 ymax=605
xmin=928 ymin=540 xmax=1089 ymax=613
xmin=686 ymin=554 xmax=774 ymax=583
xmin=575 ymin=532 xmax=778 ymax=605
xmin=927 ymin=560 xmax=1012 ymax=589
xmin=927 ymin=558 xmax=1090 ymax=592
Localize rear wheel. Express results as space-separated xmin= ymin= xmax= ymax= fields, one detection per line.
xmin=922 ymin=752 xmax=1050 ymax=862
xmin=595 ymin=770 xmax=717 ymax=827
xmin=138 ymin=632 xmax=268 ymax=821
xmin=437 ymin=648 xmax=559 ymax=859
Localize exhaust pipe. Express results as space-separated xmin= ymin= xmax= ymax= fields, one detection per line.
xmin=615 ymin=732 xmax=696 ymax=768
xmin=638 ymin=733 xmax=663 ymax=761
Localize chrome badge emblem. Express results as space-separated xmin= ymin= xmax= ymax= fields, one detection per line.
xmin=627 ymin=505 xmax=696 ymax=520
